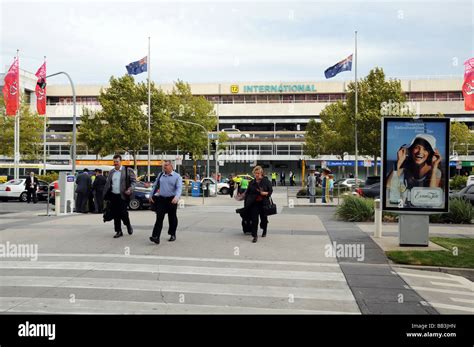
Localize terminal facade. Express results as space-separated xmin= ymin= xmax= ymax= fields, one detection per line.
xmin=1 ymin=72 xmax=473 ymax=180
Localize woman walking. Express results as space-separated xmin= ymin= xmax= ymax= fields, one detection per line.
xmin=241 ymin=166 xmax=273 ymax=243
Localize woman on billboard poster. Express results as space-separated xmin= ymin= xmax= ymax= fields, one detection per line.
xmin=386 ymin=133 xmax=444 ymax=208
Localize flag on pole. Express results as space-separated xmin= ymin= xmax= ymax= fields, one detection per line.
xmin=126 ymin=56 xmax=147 ymax=75
xmin=462 ymin=57 xmax=474 ymax=111
xmin=324 ymin=54 xmax=353 ymax=79
xmin=35 ymin=62 xmax=47 ymax=115
xmin=2 ymin=57 xmax=20 ymax=116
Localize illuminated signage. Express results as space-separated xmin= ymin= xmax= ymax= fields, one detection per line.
xmin=231 ymin=84 xmax=316 ymax=93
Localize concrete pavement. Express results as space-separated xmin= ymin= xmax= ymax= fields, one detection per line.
xmin=0 ymin=189 xmax=472 ymax=314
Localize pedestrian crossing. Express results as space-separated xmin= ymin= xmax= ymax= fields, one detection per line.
xmin=395 ymin=268 xmax=474 ymax=314
xmin=0 ymin=253 xmax=360 ymax=314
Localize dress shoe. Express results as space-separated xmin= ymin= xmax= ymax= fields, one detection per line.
xmin=113 ymin=231 xmax=123 ymax=238
xmin=149 ymin=236 xmax=160 ymax=244
xmin=127 ymin=224 xmax=133 ymax=235
xmin=168 ymin=235 xmax=176 ymax=242
xmin=252 ymin=236 xmax=258 ymax=243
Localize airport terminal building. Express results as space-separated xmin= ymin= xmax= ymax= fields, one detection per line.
xmin=1 ymin=72 xmax=473 ymax=180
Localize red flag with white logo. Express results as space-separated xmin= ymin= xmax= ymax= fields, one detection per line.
xmin=2 ymin=57 xmax=20 ymax=116
xmin=35 ymin=62 xmax=47 ymax=115
xmin=463 ymin=57 xmax=474 ymax=111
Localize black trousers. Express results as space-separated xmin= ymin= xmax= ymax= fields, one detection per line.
xmin=110 ymin=193 xmax=131 ymax=232
xmin=152 ymin=196 xmax=178 ymax=238
xmin=94 ymin=190 xmax=104 ymax=213
xmin=229 ymin=187 xmax=234 ymax=198
xmin=249 ymin=201 xmax=268 ymax=238
xmin=75 ymin=192 xmax=89 ymax=213
xmin=26 ymin=188 xmax=37 ymax=203
xmin=272 ymin=179 xmax=276 ymax=186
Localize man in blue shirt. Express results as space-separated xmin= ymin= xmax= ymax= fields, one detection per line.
xmin=149 ymin=160 xmax=182 ymax=244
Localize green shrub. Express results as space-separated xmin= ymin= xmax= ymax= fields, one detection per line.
xmin=444 ymin=198 xmax=473 ymax=224
xmin=37 ymin=172 xmax=59 ymax=183
xmin=450 ymin=175 xmax=468 ymax=190
xmin=336 ymin=196 xmax=374 ymax=222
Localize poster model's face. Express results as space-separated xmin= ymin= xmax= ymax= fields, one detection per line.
xmin=382 ymin=118 xmax=449 ymax=212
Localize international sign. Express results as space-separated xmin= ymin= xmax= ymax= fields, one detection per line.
xmin=230 ymin=84 xmax=316 ymax=94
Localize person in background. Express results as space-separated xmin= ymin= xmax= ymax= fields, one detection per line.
xmin=75 ymin=168 xmax=92 ymax=213
xmin=25 ymin=171 xmax=39 ymax=204
xmin=307 ymin=169 xmax=317 ymax=203
xmin=92 ymin=169 xmax=106 ymax=213
xmin=228 ymin=174 xmax=235 ymax=198
xmin=328 ymin=173 xmax=335 ymax=202
xmin=280 ymin=171 xmax=286 ymax=186
xmin=271 ymin=171 xmax=277 ymax=187
xmin=321 ymin=168 xmax=331 ymax=203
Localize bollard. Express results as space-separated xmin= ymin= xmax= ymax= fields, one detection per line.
xmin=374 ymin=198 xmax=382 ymax=238
xmin=55 ymin=190 xmax=61 ymax=216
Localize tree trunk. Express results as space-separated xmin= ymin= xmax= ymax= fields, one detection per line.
xmin=133 ymin=152 xmax=138 ymax=172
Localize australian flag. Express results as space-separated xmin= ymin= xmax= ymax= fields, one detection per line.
xmin=126 ymin=56 xmax=147 ymax=75
xmin=324 ymin=54 xmax=353 ymax=79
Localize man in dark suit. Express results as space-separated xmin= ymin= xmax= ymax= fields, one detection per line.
xmin=103 ymin=155 xmax=136 ymax=238
xmin=92 ymin=169 xmax=106 ymax=213
xmin=75 ymin=168 xmax=92 ymax=213
xmin=25 ymin=172 xmax=39 ymax=203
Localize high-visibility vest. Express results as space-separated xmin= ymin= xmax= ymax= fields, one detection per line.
xmin=271 ymin=172 xmax=277 ymax=180
xmin=241 ymin=178 xmax=249 ymax=189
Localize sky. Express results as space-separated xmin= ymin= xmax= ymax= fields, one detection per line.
xmin=1 ymin=0 xmax=473 ymax=85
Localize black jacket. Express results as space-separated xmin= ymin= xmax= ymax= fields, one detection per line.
xmin=244 ymin=176 xmax=273 ymax=209
xmin=25 ymin=176 xmax=38 ymax=190
xmin=92 ymin=175 xmax=107 ymax=192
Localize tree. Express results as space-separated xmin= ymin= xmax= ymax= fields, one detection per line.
xmin=77 ymin=108 xmax=108 ymax=159
xmin=306 ymin=67 xmax=410 ymax=175
xmin=0 ymin=94 xmax=43 ymax=160
xmin=450 ymin=121 xmax=474 ymax=156
xmin=94 ymin=75 xmax=148 ymax=170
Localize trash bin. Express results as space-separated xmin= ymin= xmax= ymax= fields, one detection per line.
xmin=191 ymin=181 xmax=201 ymax=197
xmin=203 ymin=182 xmax=210 ymax=197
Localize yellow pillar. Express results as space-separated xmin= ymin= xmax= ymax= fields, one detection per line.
xmin=301 ymin=159 xmax=306 ymax=187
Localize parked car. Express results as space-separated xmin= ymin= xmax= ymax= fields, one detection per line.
xmin=36 ymin=180 xmax=50 ymax=201
xmin=364 ymin=176 xmax=380 ymax=186
xmin=333 ymin=178 xmax=364 ymax=189
xmin=221 ymin=128 xmax=251 ymax=138
xmin=0 ymin=178 xmax=49 ymax=202
xmin=129 ymin=186 xmax=152 ymax=210
xmin=467 ymin=175 xmax=474 ymax=186
xmin=356 ymin=183 xmax=381 ymax=199
xmin=450 ymin=184 xmax=474 ymax=205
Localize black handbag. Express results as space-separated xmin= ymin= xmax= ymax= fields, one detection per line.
xmin=263 ymin=197 xmax=277 ymax=216
xmin=103 ymin=200 xmax=113 ymax=223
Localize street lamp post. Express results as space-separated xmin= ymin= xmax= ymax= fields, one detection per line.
xmin=46 ymin=72 xmax=77 ymax=175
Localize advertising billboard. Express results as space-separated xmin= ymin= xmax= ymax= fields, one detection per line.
xmin=382 ymin=117 xmax=450 ymax=213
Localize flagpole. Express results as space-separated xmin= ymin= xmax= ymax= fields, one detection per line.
xmin=354 ymin=30 xmax=359 ymax=185
xmin=147 ymin=36 xmax=151 ymax=182
xmin=14 ymin=49 xmax=20 ymax=180
xmin=43 ymin=56 xmax=47 ymax=174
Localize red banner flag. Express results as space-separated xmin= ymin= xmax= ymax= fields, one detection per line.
xmin=463 ymin=57 xmax=474 ymax=111
xmin=35 ymin=62 xmax=47 ymax=115
xmin=2 ymin=57 xmax=20 ymax=116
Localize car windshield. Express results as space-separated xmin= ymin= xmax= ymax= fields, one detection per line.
xmin=7 ymin=180 xmax=23 ymax=185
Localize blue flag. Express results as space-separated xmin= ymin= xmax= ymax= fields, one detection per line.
xmin=324 ymin=54 xmax=352 ymax=79
xmin=126 ymin=56 xmax=147 ymax=75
